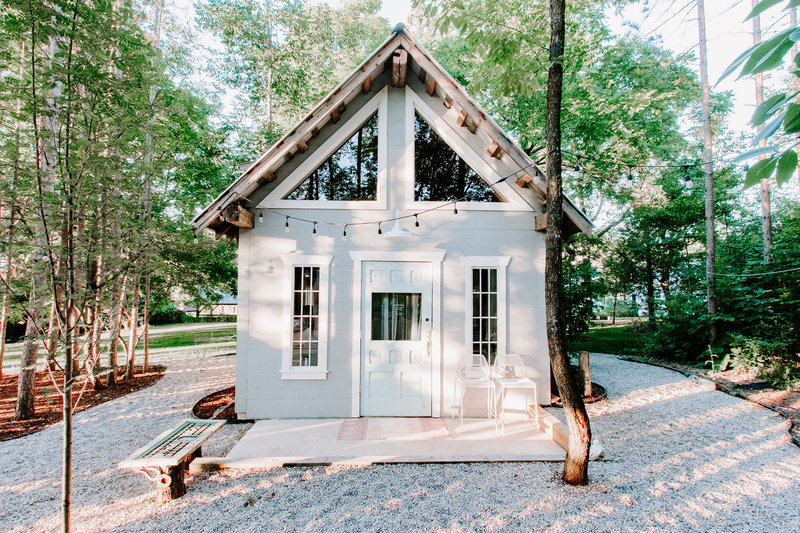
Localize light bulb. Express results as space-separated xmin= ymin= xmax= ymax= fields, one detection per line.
xmin=312 ymin=222 xmax=317 ymax=237
xmin=453 ymin=202 xmax=458 ymax=215
xmin=414 ymin=215 xmax=420 ymax=228
xmin=258 ymin=211 xmax=263 ymax=223
xmin=285 ymin=217 xmax=290 ymax=233
xmin=342 ymin=225 xmax=347 ymax=241
xmin=377 ymin=223 xmax=382 ymax=235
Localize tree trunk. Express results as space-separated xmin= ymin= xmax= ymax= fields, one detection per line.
xmin=611 ymin=294 xmax=617 ymax=325
xmin=697 ymin=0 xmax=719 ymax=344
xmin=143 ymin=269 xmax=150 ymax=373
xmin=645 ymin=254 xmax=655 ymax=320
xmin=752 ymin=2 xmax=772 ymax=264
xmin=545 ymin=0 xmax=591 ymax=486
xmin=125 ymin=272 xmax=141 ymax=380
xmin=106 ymin=274 xmax=127 ymax=388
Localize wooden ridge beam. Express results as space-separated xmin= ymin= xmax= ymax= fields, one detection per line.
xmin=392 ymin=49 xmax=408 ymax=87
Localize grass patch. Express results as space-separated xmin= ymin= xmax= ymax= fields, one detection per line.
xmin=146 ymin=326 xmax=236 ymax=349
xmin=568 ymin=325 xmax=643 ymax=356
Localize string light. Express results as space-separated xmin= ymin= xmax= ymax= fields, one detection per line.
xmin=683 ymin=166 xmax=693 ymax=190
xmin=260 ymin=163 xmax=534 ymax=235
xmin=258 ymin=210 xmax=263 ymax=223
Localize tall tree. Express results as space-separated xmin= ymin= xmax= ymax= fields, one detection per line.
xmin=545 ymin=0 xmax=591 ymax=486
xmin=697 ymin=0 xmax=718 ymax=344
xmin=752 ymin=0 xmax=772 ymax=264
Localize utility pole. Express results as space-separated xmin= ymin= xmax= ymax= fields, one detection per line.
xmin=753 ymin=0 xmax=772 ymax=264
xmin=697 ymin=0 xmax=718 ymax=343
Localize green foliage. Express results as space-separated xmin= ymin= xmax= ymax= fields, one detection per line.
xmin=197 ymin=0 xmax=389 ymax=154
xmin=723 ymin=0 xmax=800 ymax=187
xmin=563 ymin=235 xmax=605 ymax=339
xmin=149 ymin=303 xmax=187 ymax=326
xmin=641 ymin=294 xmax=712 ymax=361
xmin=727 ymin=335 xmax=799 ymax=388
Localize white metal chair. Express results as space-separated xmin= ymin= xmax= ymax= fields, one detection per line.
xmin=493 ymin=353 xmax=539 ymax=433
xmin=454 ymin=354 xmax=497 ymax=431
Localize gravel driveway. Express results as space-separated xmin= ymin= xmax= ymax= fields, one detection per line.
xmin=1 ymin=350 xmax=798 ymax=533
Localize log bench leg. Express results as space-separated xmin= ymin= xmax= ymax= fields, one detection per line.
xmin=137 ymin=466 xmax=186 ymax=504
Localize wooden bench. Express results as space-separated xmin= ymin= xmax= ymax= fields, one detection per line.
xmin=119 ymin=419 xmax=225 ymax=503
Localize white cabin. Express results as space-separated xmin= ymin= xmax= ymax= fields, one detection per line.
xmin=193 ymin=25 xmax=591 ymax=420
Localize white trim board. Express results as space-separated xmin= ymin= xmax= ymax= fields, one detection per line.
xmin=348 ymin=250 xmax=446 ymax=418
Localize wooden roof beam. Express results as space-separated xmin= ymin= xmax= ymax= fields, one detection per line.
xmin=362 ymin=75 xmax=372 ymax=93
xmin=392 ymin=49 xmax=408 ymax=87
xmin=221 ymin=204 xmax=254 ymax=229
xmin=426 ymin=75 xmax=437 ymax=96
xmin=487 ymin=140 xmax=504 ymax=159
xmin=456 ymin=108 xmax=478 ymax=134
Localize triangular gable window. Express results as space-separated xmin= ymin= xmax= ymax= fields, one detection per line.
xmin=285 ymin=113 xmax=378 ymax=201
xmin=414 ymin=112 xmax=501 ymax=202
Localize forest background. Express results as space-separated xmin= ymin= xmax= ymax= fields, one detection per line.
xmin=1 ymin=0 xmax=799 ymax=423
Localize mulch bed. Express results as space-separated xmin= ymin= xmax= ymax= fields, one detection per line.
xmin=550 ymin=382 xmax=607 ymax=407
xmin=192 ymin=386 xmax=236 ymax=420
xmin=0 ymin=365 xmax=165 ymax=441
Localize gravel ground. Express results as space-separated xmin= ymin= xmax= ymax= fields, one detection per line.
xmin=1 ymin=351 xmax=798 ymax=533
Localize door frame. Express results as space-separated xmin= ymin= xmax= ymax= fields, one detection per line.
xmin=349 ymin=250 xmax=446 ymax=418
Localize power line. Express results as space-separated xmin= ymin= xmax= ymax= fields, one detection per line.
xmin=716 ymin=266 xmax=800 ymax=277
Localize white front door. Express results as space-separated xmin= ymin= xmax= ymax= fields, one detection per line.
xmin=361 ymin=261 xmax=432 ymax=416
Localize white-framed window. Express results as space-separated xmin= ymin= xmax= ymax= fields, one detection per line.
xmin=461 ymin=256 xmax=510 ymax=363
xmin=281 ymin=255 xmax=332 ymax=380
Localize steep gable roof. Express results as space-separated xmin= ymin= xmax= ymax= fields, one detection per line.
xmin=193 ymin=24 xmax=592 ymax=240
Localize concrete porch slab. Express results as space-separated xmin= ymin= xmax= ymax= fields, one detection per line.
xmin=192 ymin=417 xmax=565 ymax=472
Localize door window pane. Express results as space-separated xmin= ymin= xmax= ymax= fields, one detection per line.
xmin=371 ymin=293 xmax=422 ymax=341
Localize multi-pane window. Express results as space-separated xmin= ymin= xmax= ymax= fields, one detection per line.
xmin=414 ymin=112 xmax=502 ymax=203
xmin=472 ymin=268 xmax=498 ymax=362
xmin=292 ymin=266 xmax=320 ymax=366
xmin=285 ymin=113 xmax=379 ymax=201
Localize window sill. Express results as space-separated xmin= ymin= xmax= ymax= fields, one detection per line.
xmin=280 ymin=369 xmax=329 ymax=381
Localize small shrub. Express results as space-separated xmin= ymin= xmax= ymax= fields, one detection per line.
xmin=727 ymin=335 xmax=800 ymax=388
xmin=148 ymin=303 xmax=186 ymax=326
